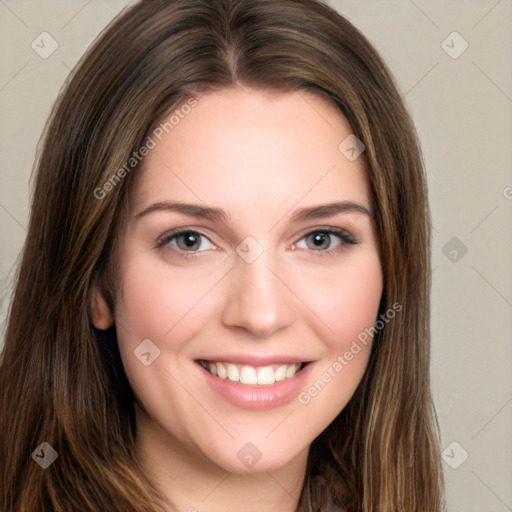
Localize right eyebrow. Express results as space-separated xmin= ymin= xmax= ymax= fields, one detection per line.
xmin=134 ymin=199 xmax=372 ymax=225
xmin=135 ymin=201 xmax=231 ymax=224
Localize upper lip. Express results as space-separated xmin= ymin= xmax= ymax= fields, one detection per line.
xmin=195 ymin=354 xmax=311 ymax=366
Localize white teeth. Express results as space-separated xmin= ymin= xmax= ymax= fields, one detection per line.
xmin=240 ymin=366 xmax=257 ymax=385
xmin=274 ymin=365 xmax=287 ymax=381
xmin=285 ymin=365 xmax=297 ymax=379
xmin=257 ymin=366 xmax=275 ymax=385
xmin=216 ymin=362 xmax=227 ymax=379
xmin=202 ymin=361 xmax=303 ymax=386
xmin=227 ymin=363 xmax=239 ymax=382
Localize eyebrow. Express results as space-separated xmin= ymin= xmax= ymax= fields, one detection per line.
xmin=290 ymin=201 xmax=371 ymax=221
xmin=134 ymin=200 xmax=371 ymax=223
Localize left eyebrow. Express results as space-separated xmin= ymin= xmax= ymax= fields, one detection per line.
xmin=133 ymin=199 xmax=371 ymax=224
xmin=290 ymin=201 xmax=372 ymax=222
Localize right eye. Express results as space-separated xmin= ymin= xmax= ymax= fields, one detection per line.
xmin=156 ymin=229 xmax=217 ymax=257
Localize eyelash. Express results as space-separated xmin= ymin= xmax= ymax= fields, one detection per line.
xmin=154 ymin=227 xmax=358 ymax=260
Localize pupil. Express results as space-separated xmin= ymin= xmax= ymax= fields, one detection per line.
xmin=312 ymin=233 xmax=329 ymax=249
xmin=183 ymin=232 xmax=198 ymax=249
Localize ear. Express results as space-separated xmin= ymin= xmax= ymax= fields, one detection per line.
xmin=89 ymin=275 xmax=115 ymax=330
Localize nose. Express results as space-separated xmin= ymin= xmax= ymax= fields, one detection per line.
xmin=220 ymin=251 xmax=296 ymax=338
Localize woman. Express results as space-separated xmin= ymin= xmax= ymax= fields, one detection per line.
xmin=0 ymin=0 xmax=444 ymax=510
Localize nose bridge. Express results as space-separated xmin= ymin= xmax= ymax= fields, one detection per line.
xmin=221 ymin=243 xmax=296 ymax=337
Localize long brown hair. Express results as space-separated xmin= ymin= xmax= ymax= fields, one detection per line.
xmin=0 ymin=0 xmax=444 ymax=510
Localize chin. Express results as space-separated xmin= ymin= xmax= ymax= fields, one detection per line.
xmin=201 ymin=437 xmax=309 ymax=475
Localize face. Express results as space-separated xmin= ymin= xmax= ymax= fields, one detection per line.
xmin=94 ymin=87 xmax=383 ymax=475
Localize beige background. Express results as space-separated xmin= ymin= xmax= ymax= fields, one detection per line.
xmin=0 ymin=1 xmax=511 ymax=510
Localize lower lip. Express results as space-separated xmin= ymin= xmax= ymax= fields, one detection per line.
xmin=197 ymin=362 xmax=314 ymax=411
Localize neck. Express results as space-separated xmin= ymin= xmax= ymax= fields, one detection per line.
xmin=133 ymin=403 xmax=309 ymax=512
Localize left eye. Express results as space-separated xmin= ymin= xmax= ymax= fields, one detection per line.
xmin=295 ymin=229 xmax=352 ymax=251
xmin=156 ymin=227 xmax=356 ymax=257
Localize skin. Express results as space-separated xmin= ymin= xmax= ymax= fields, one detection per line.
xmin=91 ymin=86 xmax=383 ymax=512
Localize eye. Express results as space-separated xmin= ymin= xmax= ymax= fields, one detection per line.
xmin=294 ymin=228 xmax=357 ymax=256
xmin=155 ymin=226 xmax=357 ymax=260
xmin=156 ymin=229 xmax=216 ymax=254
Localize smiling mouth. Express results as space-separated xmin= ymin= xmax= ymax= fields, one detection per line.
xmin=197 ymin=360 xmax=309 ymax=386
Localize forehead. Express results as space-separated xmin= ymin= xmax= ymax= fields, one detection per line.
xmin=131 ymin=87 xmax=369 ymax=219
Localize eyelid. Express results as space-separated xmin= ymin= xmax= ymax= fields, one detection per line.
xmin=154 ymin=227 xmax=219 ymax=251
xmin=155 ymin=225 xmax=358 ymax=258
xmin=293 ymin=225 xmax=357 ymax=245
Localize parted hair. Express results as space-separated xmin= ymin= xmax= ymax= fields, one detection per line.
xmin=0 ymin=0 xmax=444 ymax=510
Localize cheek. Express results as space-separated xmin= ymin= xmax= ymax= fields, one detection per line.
xmin=111 ymin=253 xmax=225 ymax=441
xmin=297 ymin=250 xmax=383 ymax=350
xmin=293 ymin=251 xmax=382 ymax=425
xmin=112 ymin=249 xmax=233 ymax=397
xmin=114 ymin=253 xmax=219 ymax=343
xmin=333 ymin=256 xmax=382 ymax=341
xmin=111 ymin=254 xmax=209 ymax=396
